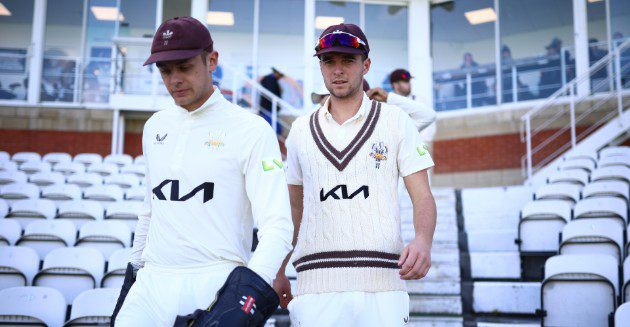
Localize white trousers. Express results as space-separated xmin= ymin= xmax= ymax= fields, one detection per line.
xmin=115 ymin=262 xmax=238 ymax=327
xmin=288 ymin=291 xmax=410 ymax=327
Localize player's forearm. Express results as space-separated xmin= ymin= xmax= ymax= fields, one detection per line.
xmin=277 ymin=185 xmax=304 ymax=275
xmin=129 ymin=213 xmax=150 ymax=267
xmin=387 ymin=92 xmax=436 ymax=131
xmin=248 ymin=214 xmax=294 ymax=284
xmin=412 ymin=191 xmax=437 ymax=247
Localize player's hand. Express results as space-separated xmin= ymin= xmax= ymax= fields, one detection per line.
xmin=398 ymin=237 xmax=431 ymax=280
xmin=366 ymin=87 xmax=389 ymax=102
xmin=272 ymin=272 xmax=293 ymax=309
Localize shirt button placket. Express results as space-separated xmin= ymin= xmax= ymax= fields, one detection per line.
xmin=172 ymin=115 xmax=193 ymax=171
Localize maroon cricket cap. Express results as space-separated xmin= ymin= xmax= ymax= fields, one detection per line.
xmin=143 ymin=16 xmax=213 ymax=66
xmin=314 ymin=23 xmax=370 ymax=57
xmin=390 ymin=69 xmax=412 ymax=84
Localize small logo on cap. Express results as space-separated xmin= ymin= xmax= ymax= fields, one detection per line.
xmin=162 ymin=29 xmax=173 ymax=40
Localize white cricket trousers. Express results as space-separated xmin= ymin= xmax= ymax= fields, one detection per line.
xmin=288 ymin=291 xmax=410 ymax=327
xmin=115 ymin=261 xmax=239 ymax=327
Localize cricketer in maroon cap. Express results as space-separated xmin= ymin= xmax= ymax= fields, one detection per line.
xmin=144 ymin=16 xmax=218 ymax=112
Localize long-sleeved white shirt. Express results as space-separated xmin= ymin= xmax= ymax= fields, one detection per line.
xmin=129 ymin=87 xmax=293 ymax=284
xmin=386 ymin=92 xmax=435 ymax=132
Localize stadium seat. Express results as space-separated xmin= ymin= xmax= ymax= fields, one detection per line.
xmin=29 ymin=171 xmax=65 ymax=186
xmin=591 ymin=166 xmax=630 ymax=184
xmin=134 ymin=155 xmax=145 ymax=165
xmin=66 ymin=288 xmax=120 ymax=326
xmin=6 ymin=199 xmax=56 ymax=229
xmin=105 ymin=201 xmax=142 ymax=230
xmin=616 ymin=302 xmax=630 ymax=327
xmin=86 ymin=163 xmax=119 ymax=177
xmin=19 ymin=161 xmax=51 ymax=175
xmin=104 ymin=154 xmax=133 ymax=167
xmin=559 ymin=218 xmax=624 ymax=263
xmin=42 ymin=152 xmax=72 ymax=166
xmin=83 ymin=185 xmax=124 ymax=207
xmin=600 ymin=146 xmax=630 ymax=158
xmin=17 ymin=220 xmax=76 ymax=259
xmin=598 ymin=154 xmax=630 ymax=169
xmin=67 ymin=172 xmax=104 ymax=188
xmin=41 ymin=184 xmax=83 ymax=202
xmin=12 ymin=152 xmax=41 ymax=164
xmin=73 ymin=153 xmax=102 ymax=167
xmin=564 ymin=150 xmax=598 ymax=164
xmin=53 ymin=161 xmax=85 ymax=176
xmin=34 ymin=247 xmax=105 ymax=303
xmin=0 ymin=161 xmax=18 ymax=172
xmin=76 ymin=221 xmax=131 ymax=258
xmin=104 ymin=173 xmax=140 ymax=189
xmin=0 ymin=286 xmax=66 ymax=326
xmin=547 ymin=169 xmax=589 ymax=186
xmin=124 ymin=185 xmax=145 ymax=201
xmin=574 ymin=197 xmax=627 ymax=227
xmin=534 ymin=183 xmax=581 ymax=203
xmin=0 ymin=219 xmax=21 ymax=245
xmin=0 ymin=170 xmax=28 ymax=185
xmin=582 ymin=181 xmax=629 ymax=202
xmin=558 ymin=158 xmax=596 ymax=173
xmin=56 ymin=200 xmax=104 ymax=229
xmin=517 ymin=200 xmax=572 ymax=252
xmin=0 ymin=151 xmax=9 ymax=162
xmin=541 ymin=254 xmax=618 ymax=327
xmin=623 ymin=257 xmax=629 ymax=303
xmin=0 ymin=246 xmax=39 ymax=288
xmin=0 ymin=198 xmax=8 ymax=218
xmin=102 ymin=248 xmax=132 ymax=288
xmin=0 ymin=183 xmax=40 ymax=203
xmin=120 ymin=163 xmax=146 ymax=178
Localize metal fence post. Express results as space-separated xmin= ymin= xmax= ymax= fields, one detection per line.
xmin=526 ymin=117 xmax=533 ymax=183
xmin=271 ymin=97 xmax=278 ymax=133
xmin=569 ymin=85 xmax=576 ymax=148
xmin=614 ymin=46 xmax=623 ymax=119
xmin=466 ymin=72 xmax=472 ymax=109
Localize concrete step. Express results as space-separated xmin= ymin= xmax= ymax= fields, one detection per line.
xmin=410 ymin=294 xmax=463 ymax=315
xmin=469 ymin=252 xmax=521 ymax=279
xmin=467 ymin=230 xmax=518 ymax=252
xmin=424 ymin=261 xmax=461 ymax=281
xmin=407 ymin=316 xmax=464 ymax=327
xmin=407 ymin=279 xmax=461 ymax=295
xmin=403 ymin=230 xmax=459 ymax=245
xmin=473 ymin=282 xmax=541 ymax=315
xmin=463 ymin=213 xmax=520 ymax=231
xmin=476 ymin=322 xmax=539 ymax=327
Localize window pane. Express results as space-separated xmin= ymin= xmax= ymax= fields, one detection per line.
xmin=364 ymin=4 xmax=407 ymax=92
xmin=431 ymin=0 xmax=496 ymax=111
xmin=611 ymin=0 xmax=630 ymax=89
xmin=499 ymin=0 xmax=574 ymax=102
xmin=207 ymin=0 xmax=254 ymax=73
xmin=83 ymin=0 xmax=117 ymax=103
xmin=119 ymin=0 xmax=157 ymax=38
xmin=0 ymin=0 xmax=34 ymax=100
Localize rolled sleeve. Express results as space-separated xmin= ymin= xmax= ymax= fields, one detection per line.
xmin=397 ymin=113 xmax=435 ymax=177
xmin=387 ymin=92 xmax=436 ymax=132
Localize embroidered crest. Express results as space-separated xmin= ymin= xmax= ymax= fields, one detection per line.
xmin=369 ymin=141 xmax=388 ymax=169
xmin=204 ymin=131 xmax=225 ymax=150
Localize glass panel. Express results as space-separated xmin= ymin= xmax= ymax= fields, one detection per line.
xmin=499 ymin=0 xmax=574 ymax=102
xmin=364 ymin=3 xmax=408 ymax=93
xmin=118 ymin=0 xmax=157 ymax=38
xmin=611 ymin=0 xmax=630 ymax=89
xmin=431 ymin=0 xmax=496 ymax=111
xmin=0 ymin=0 xmax=34 ymax=100
xmin=83 ymin=0 xmax=117 ymax=103
xmin=163 ymin=0 xmax=191 ymax=22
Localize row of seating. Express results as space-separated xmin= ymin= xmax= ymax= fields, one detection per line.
xmin=1 ymin=160 xmax=146 ymax=178
xmin=0 ymin=151 xmax=144 ymax=167
xmin=0 ymin=183 xmax=145 ymax=205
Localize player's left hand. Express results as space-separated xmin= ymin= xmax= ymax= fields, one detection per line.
xmin=398 ymin=237 xmax=431 ymax=280
xmin=366 ymin=87 xmax=389 ymax=102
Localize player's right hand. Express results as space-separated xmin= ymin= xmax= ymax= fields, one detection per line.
xmin=272 ymin=273 xmax=293 ymax=309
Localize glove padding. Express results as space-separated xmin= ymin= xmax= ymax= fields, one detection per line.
xmin=110 ymin=263 xmax=138 ymax=327
xmin=173 ymin=266 xmax=279 ymax=327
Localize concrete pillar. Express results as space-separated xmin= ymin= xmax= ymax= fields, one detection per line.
xmin=303 ymin=0 xmax=315 ymax=110
xmin=190 ymin=0 xmax=208 ymax=26
xmin=27 ymin=0 xmax=47 ymax=104
xmin=573 ymin=0 xmax=590 ymax=96
xmin=408 ymin=0 xmax=433 ymax=110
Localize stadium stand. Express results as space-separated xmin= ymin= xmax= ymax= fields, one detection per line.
xmin=17 ymin=220 xmax=77 ymax=259
xmin=42 ymin=153 xmax=73 ymax=166
xmin=0 ymin=170 xmax=27 ymax=185
xmin=0 ymin=286 xmax=66 ymax=326
xmin=104 ymin=154 xmax=133 ymax=168
xmin=19 ymin=161 xmax=52 ymax=175
xmin=0 ymin=246 xmax=39 ymax=289
xmin=56 ymin=200 xmax=104 ymax=229
xmin=6 ymin=198 xmax=56 ymax=228
xmin=41 ymin=184 xmax=83 ymax=202
xmin=12 ymin=152 xmax=41 ymax=164
xmin=86 ymin=162 xmax=119 ymax=177
xmin=29 ymin=171 xmax=65 ymax=186
xmin=67 ymin=172 xmax=103 ymax=189
xmin=66 ymin=288 xmax=121 ymax=326
xmin=75 ymin=221 xmax=131 ymax=258
xmin=0 ymin=219 xmax=21 ymax=245
xmin=73 ymin=153 xmax=102 ymax=167
xmin=103 ymin=248 xmax=132 ymax=288
xmin=53 ymin=162 xmax=86 ymax=176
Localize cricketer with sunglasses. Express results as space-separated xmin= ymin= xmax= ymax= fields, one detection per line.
xmin=274 ymin=24 xmax=437 ymax=326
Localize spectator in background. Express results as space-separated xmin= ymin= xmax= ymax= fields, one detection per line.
xmin=538 ymin=37 xmax=573 ymax=98
xmin=455 ymin=53 xmax=490 ymax=107
xmin=259 ymin=67 xmax=283 ymax=135
xmin=0 ymin=81 xmax=16 ymax=100
xmin=589 ymin=38 xmax=609 ymax=92
xmin=613 ymin=32 xmax=630 ymax=87
xmin=311 ymin=85 xmax=329 ymax=109
xmin=499 ymin=45 xmax=533 ymax=102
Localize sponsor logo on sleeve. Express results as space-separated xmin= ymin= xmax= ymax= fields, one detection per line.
xmin=416 ymin=143 xmax=429 ymax=156
xmin=262 ymin=158 xmax=284 ymax=172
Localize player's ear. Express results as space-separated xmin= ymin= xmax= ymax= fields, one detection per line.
xmin=207 ymin=51 xmax=219 ymax=73
xmin=363 ymin=56 xmax=371 ymax=75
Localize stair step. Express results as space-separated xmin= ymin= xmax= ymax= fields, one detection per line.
xmin=473 ymin=282 xmax=541 ymax=314
xmin=467 ymin=230 xmax=518 ymax=252
xmin=410 ymin=294 xmax=463 ymax=315
xmin=469 ymin=252 xmax=520 ymax=279
xmin=407 ymin=316 xmax=464 ymax=327
xmin=407 ymin=280 xmax=461 ymax=295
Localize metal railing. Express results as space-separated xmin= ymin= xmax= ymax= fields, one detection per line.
xmin=520 ymin=39 xmax=630 ymax=182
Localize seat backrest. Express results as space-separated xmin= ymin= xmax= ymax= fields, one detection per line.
xmin=0 ymin=170 xmax=28 ymax=184
xmin=0 ymin=161 xmax=18 ymax=173
xmin=559 ymin=158 xmax=596 ymax=173
xmin=0 ymin=198 xmax=9 ymax=218
xmin=41 ymin=184 xmax=83 ymax=201
xmin=104 ymin=154 xmax=133 ymax=167
xmin=521 ymin=200 xmax=572 ymax=221
xmin=108 ymin=248 xmax=132 ymax=273
xmin=623 ymin=256 xmax=629 ymax=302
xmin=19 ymin=161 xmax=52 ymax=174
xmin=124 ymin=186 xmax=145 ymax=201
xmin=1 ymin=183 xmax=40 ymax=200
xmin=42 ymin=247 xmax=105 ymax=284
xmin=615 ymin=303 xmax=630 ymax=327
xmin=574 ymin=197 xmax=627 ymax=222
xmin=134 ymin=155 xmax=145 ymax=165
xmin=42 ymin=153 xmax=72 ymax=165
xmin=0 ymin=151 xmax=9 ymax=162
xmin=599 ymin=154 xmax=630 ymax=168
xmin=104 ymin=173 xmax=140 ymax=188
xmin=73 ymin=153 xmax=103 ymax=166
xmin=548 ymin=169 xmax=589 ymax=186
xmin=0 ymin=219 xmax=21 ymax=245
xmin=12 ymin=152 xmax=41 ymax=164
xmin=23 ymin=220 xmax=77 ymax=247
xmin=600 ymin=146 xmax=630 ymax=158
xmin=83 ymin=185 xmax=124 ymax=202
xmin=560 ymin=218 xmax=624 ymax=261
xmin=591 ymin=166 xmax=630 ymax=183
xmin=564 ymin=151 xmax=597 ymax=164
xmin=86 ymin=163 xmax=119 ymax=176
xmin=0 ymin=246 xmax=40 ymax=285
xmin=545 ymin=254 xmax=619 ymax=294
xmin=583 ymin=181 xmax=629 ymax=202
xmin=121 ymin=164 xmax=146 ymax=177
xmin=57 ymin=200 xmax=104 ymax=220
xmin=78 ymin=221 xmax=131 ymax=247
xmin=535 ymin=183 xmax=582 ymax=203
xmin=9 ymin=199 xmax=56 ymax=219
xmin=68 ymin=288 xmax=120 ymax=322
xmin=67 ymin=172 xmax=103 ymax=188
xmin=0 ymin=286 xmax=66 ymax=326
xmin=29 ymin=171 xmax=65 ymax=186
xmin=52 ymin=162 xmax=85 ymax=175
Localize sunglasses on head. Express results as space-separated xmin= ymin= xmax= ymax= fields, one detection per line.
xmin=315 ymin=31 xmax=366 ymax=52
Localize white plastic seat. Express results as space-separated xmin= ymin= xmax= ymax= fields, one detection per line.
xmin=12 ymin=152 xmax=41 ymax=165
xmin=34 ymin=247 xmax=105 ymax=303
xmin=0 ymin=286 xmax=66 ymax=326
xmin=104 ymin=173 xmax=140 ymax=189
xmin=0 ymin=246 xmax=39 ymax=289
xmin=591 ymin=166 xmax=630 ymax=184
xmin=0 ymin=161 xmax=18 ymax=172
xmin=102 ymin=248 xmax=132 ymax=288
xmin=29 ymin=171 xmax=65 ymax=186
xmin=73 ymin=153 xmax=102 ymax=167
xmin=42 ymin=152 xmax=72 ymax=166
xmin=598 ymin=154 xmax=630 ymax=168
xmin=0 ymin=198 xmax=8 ymax=218
xmin=582 ymin=181 xmax=629 ymax=202
xmin=66 ymin=288 xmax=120 ymax=326
xmin=104 ymin=154 xmax=133 ymax=168
xmin=19 ymin=161 xmax=51 ymax=175
xmin=6 ymin=199 xmax=56 ymax=229
xmin=76 ymin=221 xmax=131 ymax=258
xmin=134 ymin=155 xmax=145 ymax=165
xmin=534 ymin=183 xmax=582 ymax=203
xmin=120 ymin=164 xmax=146 ymax=178
xmin=83 ymin=185 xmax=124 ymax=205
xmin=17 ymin=220 xmax=76 ymax=259
xmin=124 ymin=185 xmax=145 ymax=202
xmin=600 ymin=146 xmax=630 ymax=158
xmin=67 ymin=172 xmax=103 ymax=188
xmin=559 ymin=218 xmax=624 ymax=263
xmin=0 ymin=170 xmax=28 ymax=185
xmin=86 ymin=163 xmax=119 ymax=177
xmin=564 ymin=150 xmax=598 ymax=164
xmin=574 ymin=197 xmax=628 ymax=227
xmin=0 ymin=151 xmax=9 ymax=162
xmin=105 ymin=201 xmax=143 ymax=231
xmin=623 ymin=257 xmax=629 ymax=303
xmin=52 ymin=161 xmax=85 ymax=176
xmin=56 ymin=200 xmax=104 ymax=229
xmin=0 ymin=220 xmax=21 ymax=245
xmin=0 ymin=183 xmax=40 ymax=203
xmin=616 ymin=302 xmax=630 ymax=327
xmin=41 ymin=184 xmax=82 ymax=202
xmin=542 ymin=254 xmax=618 ymax=327
xmin=548 ymin=169 xmax=590 ymax=186
xmin=517 ymin=200 xmax=572 ymax=252
xmin=559 ymin=158 xmax=596 ymax=173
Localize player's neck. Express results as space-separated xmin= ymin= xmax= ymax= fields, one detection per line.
xmin=182 ymin=86 xmax=215 ymax=112
xmin=328 ymin=90 xmax=363 ymax=125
